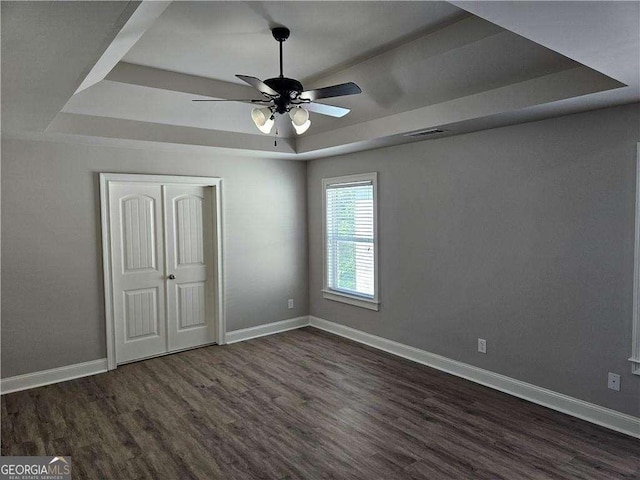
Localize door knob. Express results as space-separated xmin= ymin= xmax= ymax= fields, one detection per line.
xmin=168 ymin=274 xmax=176 ymax=280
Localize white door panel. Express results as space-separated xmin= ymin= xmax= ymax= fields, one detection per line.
xmin=110 ymin=184 xmax=167 ymax=363
xmin=164 ymin=185 xmax=215 ymax=351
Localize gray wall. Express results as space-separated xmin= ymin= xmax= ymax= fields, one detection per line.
xmin=3 ymin=103 xmax=639 ymax=418
xmin=308 ymin=103 xmax=640 ymax=417
xmin=1 ymin=137 xmax=308 ymax=378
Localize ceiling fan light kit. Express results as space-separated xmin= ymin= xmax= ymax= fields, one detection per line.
xmin=251 ymin=107 xmax=275 ymax=134
xmin=293 ymin=119 xmax=311 ymax=135
xmin=289 ymin=106 xmax=310 ymax=134
xmin=193 ymin=26 xmax=362 ymax=138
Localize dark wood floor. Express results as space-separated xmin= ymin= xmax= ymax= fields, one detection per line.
xmin=1 ymin=327 xmax=638 ymax=479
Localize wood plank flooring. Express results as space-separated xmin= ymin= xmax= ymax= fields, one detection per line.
xmin=1 ymin=327 xmax=639 ymax=479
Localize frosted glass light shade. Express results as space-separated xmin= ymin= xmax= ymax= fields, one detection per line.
xmin=293 ymin=119 xmax=311 ymax=135
xmin=289 ymin=107 xmax=309 ymax=126
xmin=251 ymin=107 xmax=275 ymax=134
xmin=258 ymin=116 xmax=275 ymax=134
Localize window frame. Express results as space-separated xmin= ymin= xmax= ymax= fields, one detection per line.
xmin=631 ymin=144 xmax=640 ymax=375
xmin=322 ymin=172 xmax=380 ymax=311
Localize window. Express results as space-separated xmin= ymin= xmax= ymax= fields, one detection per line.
xmin=322 ymin=173 xmax=379 ymax=310
xmin=631 ymin=144 xmax=640 ymax=375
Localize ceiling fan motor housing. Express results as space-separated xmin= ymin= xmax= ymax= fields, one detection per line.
xmin=264 ymin=77 xmax=304 ymax=114
xmin=271 ymin=27 xmax=290 ymax=42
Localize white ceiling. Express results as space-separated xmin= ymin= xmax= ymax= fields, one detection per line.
xmin=63 ymin=14 xmax=582 ymax=137
xmin=1 ymin=1 xmax=139 ymax=133
xmin=123 ymin=1 xmax=466 ymax=83
xmin=452 ymin=0 xmax=639 ymax=88
xmin=2 ymin=1 xmax=638 ymax=159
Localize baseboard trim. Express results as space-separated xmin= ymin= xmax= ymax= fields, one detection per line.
xmin=1 ymin=316 xmax=312 ymax=394
xmin=309 ymin=316 xmax=640 ymax=439
xmin=1 ymin=359 xmax=109 ymax=395
xmin=225 ymin=316 xmax=310 ymax=344
xmin=4 ymin=318 xmax=638 ymax=438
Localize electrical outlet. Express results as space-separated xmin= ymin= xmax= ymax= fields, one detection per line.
xmin=608 ymin=373 xmax=621 ymax=392
xmin=478 ymin=338 xmax=487 ymax=354
xmin=288 ymin=299 xmax=294 ymax=309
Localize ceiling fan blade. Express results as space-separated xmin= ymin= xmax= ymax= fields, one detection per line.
xmin=192 ymin=99 xmax=270 ymax=103
xmin=236 ymin=75 xmax=279 ymax=97
xmin=299 ymin=82 xmax=361 ymax=101
xmin=303 ymin=102 xmax=350 ymax=118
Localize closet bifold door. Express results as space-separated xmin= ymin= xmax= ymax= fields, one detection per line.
xmin=163 ymin=185 xmax=216 ymax=352
xmin=110 ymin=183 xmax=167 ymax=364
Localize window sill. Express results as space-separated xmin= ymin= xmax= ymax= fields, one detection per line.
xmin=322 ymin=289 xmax=380 ymax=311
xmin=629 ymin=357 xmax=640 ymax=375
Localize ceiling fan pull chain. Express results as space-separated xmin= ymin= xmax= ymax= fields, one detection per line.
xmin=274 ymin=126 xmax=278 ymax=147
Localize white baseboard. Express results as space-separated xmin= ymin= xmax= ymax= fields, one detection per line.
xmin=225 ymin=316 xmax=310 ymax=344
xmin=1 ymin=358 xmax=109 ymax=395
xmin=309 ymin=316 xmax=640 ymax=439
xmin=4 ymin=317 xmax=638 ymax=439
xmin=0 ymin=315 xmax=312 ymax=394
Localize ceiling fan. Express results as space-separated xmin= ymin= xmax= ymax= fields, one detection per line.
xmin=193 ymin=26 xmax=362 ymax=135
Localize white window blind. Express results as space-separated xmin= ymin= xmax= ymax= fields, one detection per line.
xmin=326 ymin=180 xmax=375 ymax=298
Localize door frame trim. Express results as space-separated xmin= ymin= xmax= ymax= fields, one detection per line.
xmin=100 ymin=173 xmax=225 ymax=370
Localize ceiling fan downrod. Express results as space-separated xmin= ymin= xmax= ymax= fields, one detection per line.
xmin=272 ymin=27 xmax=290 ymax=78
xmin=263 ymin=27 xmax=303 ymax=114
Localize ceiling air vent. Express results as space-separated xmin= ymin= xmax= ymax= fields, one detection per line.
xmin=405 ymin=128 xmax=447 ymax=138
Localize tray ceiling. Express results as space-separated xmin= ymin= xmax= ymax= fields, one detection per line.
xmin=2 ymin=1 xmax=636 ymax=160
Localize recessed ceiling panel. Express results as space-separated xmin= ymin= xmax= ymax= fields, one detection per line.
xmin=123 ymin=1 xmax=467 ymax=83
